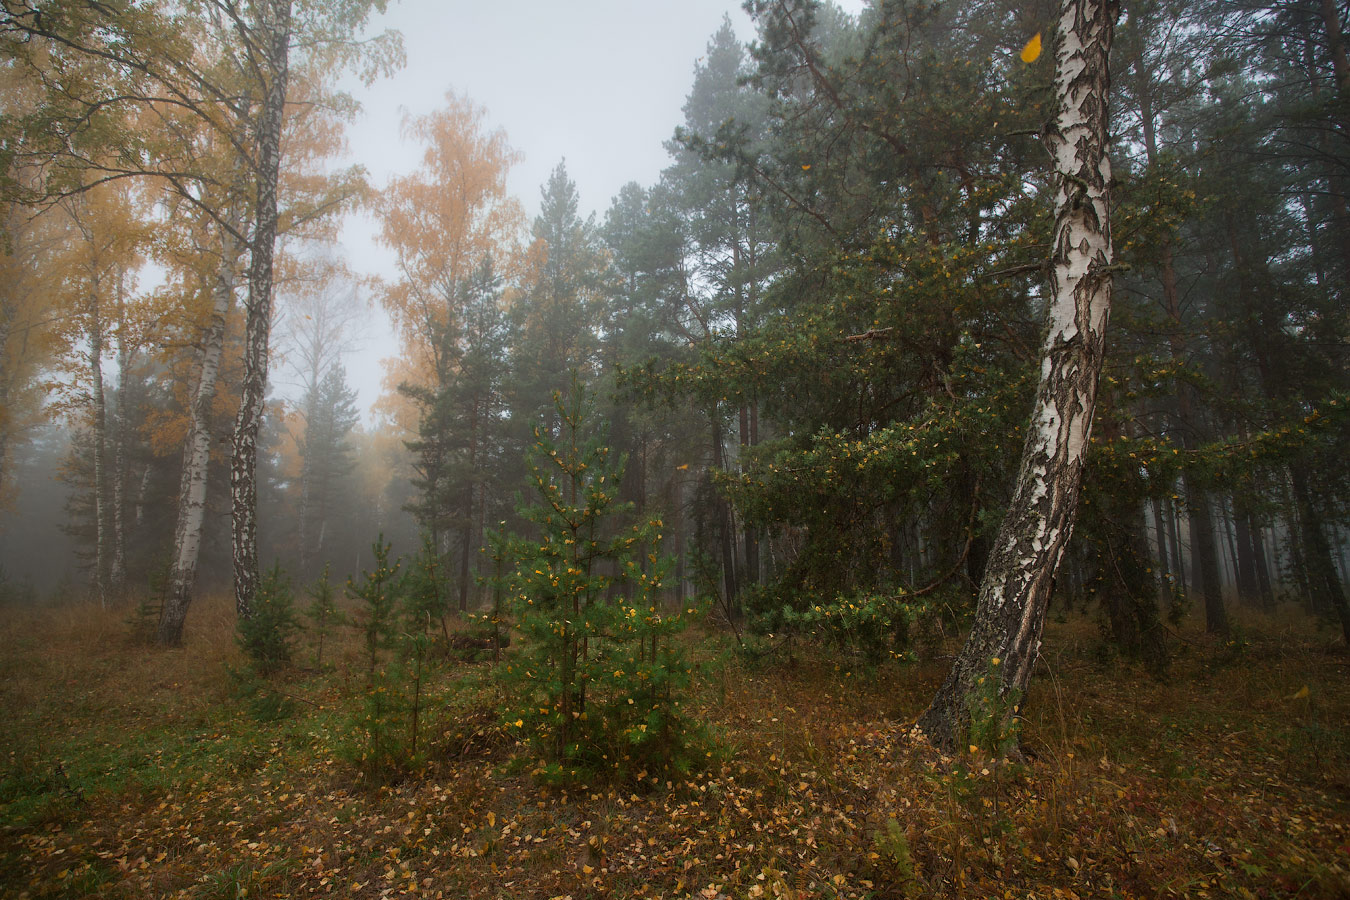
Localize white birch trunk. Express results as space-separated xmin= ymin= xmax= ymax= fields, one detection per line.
xmin=110 ymin=268 xmax=129 ymax=595
xmin=88 ymin=270 xmax=111 ymax=609
xmin=917 ymin=0 xmax=1119 ymax=751
xmin=0 ymin=316 xmax=13 ymax=504
xmin=157 ymin=221 xmax=240 ymax=645
xmin=230 ymin=0 xmax=292 ymax=620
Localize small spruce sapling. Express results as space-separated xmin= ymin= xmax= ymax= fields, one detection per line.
xmin=402 ymin=532 xmax=450 ymax=641
xmin=345 ymin=536 xmax=426 ymax=783
xmin=496 ymin=377 xmax=697 ymax=780
xmin=127 ymin=558 xmax=170 ymax=645
xmin=236 ymin=563 xmax=301 ymax=676
xmin=349 ymin=535 xmax=402 ymax=678
xmin=305 ymin=564 xmax=346 ymax=668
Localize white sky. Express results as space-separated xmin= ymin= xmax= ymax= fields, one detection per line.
xmin=329 ymin=0 xmax=866 ymax=418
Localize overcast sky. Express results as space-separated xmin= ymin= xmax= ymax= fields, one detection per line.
xmin=325 ymin=0 xmax=865 ymax=417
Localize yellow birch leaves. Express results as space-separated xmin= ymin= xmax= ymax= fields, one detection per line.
xmin=1020 ymin=32 xmax=1043 ymax=63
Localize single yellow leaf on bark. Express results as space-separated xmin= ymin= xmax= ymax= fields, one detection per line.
xmin=1021 ymin=32 xmax=1043 ymax=63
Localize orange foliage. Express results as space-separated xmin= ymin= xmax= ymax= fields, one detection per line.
xmin=375 ymin=92 xmax=525 ymax=395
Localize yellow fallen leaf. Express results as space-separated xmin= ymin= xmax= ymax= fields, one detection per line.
xmin=1290 ymin=685 xmax=1310 ymax=700
xmin=1020 ymin=32 xmax=1043 ymax=63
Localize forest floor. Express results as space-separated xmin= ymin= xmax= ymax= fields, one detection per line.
xmin=1 ymin=595 xmax=1348 ymax=900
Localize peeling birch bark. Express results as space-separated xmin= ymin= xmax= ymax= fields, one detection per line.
xmin=158 ymin=219 xmax=240 ymax=646
xmin=917 ymin=0 xmax=1119 ymax=751
xmin=110 ymin=268 xmax=129 ymax=596
xmin=89 ymin=269 xmax=110 ymax=609
xmin=0 ymin=316 xmax=11 ymax=501
xmin=230 ymin=0 xmax=292 ymax=621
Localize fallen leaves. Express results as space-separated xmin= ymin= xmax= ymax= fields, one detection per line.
xmin=4 ymin=613 xmax=1350 ymax=900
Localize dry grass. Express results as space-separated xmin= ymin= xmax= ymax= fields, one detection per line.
xmin=0 ymin=592 xmax=240 ymax=730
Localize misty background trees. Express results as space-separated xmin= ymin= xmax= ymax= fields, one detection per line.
xmin=1 ymin=0 xmax=1347 ymax=667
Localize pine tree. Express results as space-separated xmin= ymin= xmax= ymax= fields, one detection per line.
xmin=297 ymin=363 xmax=360 ymax=577
xmin=305 ymin=564 xmax=346 ymax=668
xmin=236 ymin=563 xmax=301 ymax=676
xmin=497 ymin=377 xmax=695 ymax=780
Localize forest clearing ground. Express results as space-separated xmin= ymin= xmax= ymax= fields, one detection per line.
xmin=1 ymin=596 xmax=1348 ymax=900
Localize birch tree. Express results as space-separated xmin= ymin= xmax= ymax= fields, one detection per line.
xmin=3 ymin=0 xmax=400 ymax=629
xmin=916 ymin=0 xmax=1120 ymax=751
xmin=0 ymin=196 xmax=64 ymax=512
xmin=229 ymin=0 xmax=293 ymax=620
xmin=158 ymin=185 xmax=244 ymax=645
xmin=53 ymin=184 xmax=148 ymax=606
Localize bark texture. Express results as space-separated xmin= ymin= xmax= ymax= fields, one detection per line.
xmin=230 ymin=0 xmax=292 ymax=620
xmin=1291 ymin=466 xmax=1350 ymax=644
xmin=110 ymin=269 xmax=129 ymax=595
xmin=88 ymin=270 xmax=110 ymax=608
xmin=916 ymin=0 xmax=1119 ymax=751
xmin=158 ymin=221 xmax=239 ymax=645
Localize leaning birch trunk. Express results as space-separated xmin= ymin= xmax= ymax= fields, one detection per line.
xmin=916 ymin=0 xmax=1119 ymax=752
xmin=0 ymin=316 xmax=11 ymax=500
xmin=89 ymin=276 xmax=110 ymax=608
xmin=110 ymin=268 xmax=129 ymax=596
xmin=158 ymin=220 xmax=240 ymax=646
xmin=230 ymin=0 xmax=292 ymax=620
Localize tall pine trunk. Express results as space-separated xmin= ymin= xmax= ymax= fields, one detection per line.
xmin=710 ymin=411 xmax=739 ymax=617
xmin=231 ymin=0 xmax=292 ymax=620
xmin=917 ymin=0 xmax=1119 ymax=751
xmin=1234 ymin=499 xmax=1260 ymax=606
xmin=739 ymin=401 xmax=759 ymax=588
xmin=1291 ymin=467 xmax=1350 ymax=644
xmin=1187 ymin=486 xmax=1229 ymax=633
xmin=1136 ymin=41 xmax=1228 ymax=634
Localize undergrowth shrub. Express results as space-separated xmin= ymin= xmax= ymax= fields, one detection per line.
xmin=350 ymin=537 xmax=401 ymax=678
xmin=229 ymin=564 xmax=303 ymax=722
xmin=872 ymin=816 xmax=919 ymax=897
xmin=342 ymin=538 xmax=441 ymax=784
xmin=495 ymin=380 xmax=700 ymax=783
xmin=963 ymin=656 xmax=1021 ymax=759
xmin=125 ymin=558 xmax=170 ymax=645
xmin=780 ymin=588 xmax=932 ymax=664
xmin=402 ymin=532 xmax=450 ymax=639
xmin=305 ymin=564 xmax=346 ymax=669
xmin=925 ymin=655 xmax=1026 ymax=852
xmin=345 ymin=537 xmax=402 ymax=781
xmin=236 ymin=563 xmax=300 ymax=676
xmin=227 ymin=666 xmax=298 ymax=722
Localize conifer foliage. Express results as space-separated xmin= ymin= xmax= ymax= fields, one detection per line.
xmin=496 ymin=378 xmax=695 ymax=781
xmin=235 ymin=563 xmax=301 ymax=677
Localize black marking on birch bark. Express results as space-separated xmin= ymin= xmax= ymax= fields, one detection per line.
xmin=915 ymin=0 xmax=1119 ymax=752
xmin=231 ymin=0 xmax=292 ymax=621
